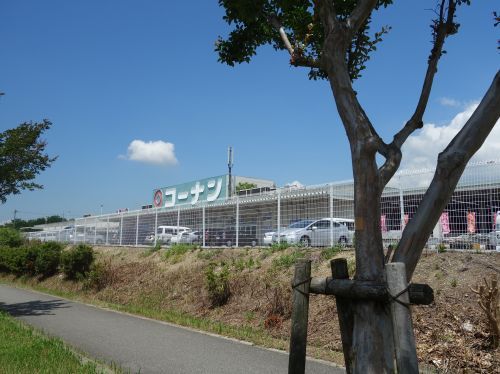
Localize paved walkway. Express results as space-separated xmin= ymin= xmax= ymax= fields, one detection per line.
xmin=0 ymin=285 xmax=344 ymax=374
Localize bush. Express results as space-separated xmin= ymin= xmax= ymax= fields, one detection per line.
xmin=320 ymin=245 xmax=342 ymax=260
xmin=0 ymin=245 xmax=39 ymax=275
xmin=83 ymin=259 xmax=115 ymax=291
xmin=205 ymin=262 xmax=230 ymax=307
xmin=61 ymin=245 xmax=94 ymax=279
xmin=269 ymin=242 xmax=290 ymax=251
xmin=163 ymin=243 xmax=197 ymax=263
xmin=272 ymin=251 xmax=305 ymax=270
xmin=0 ymin=228 xmax=23 ymax=248
xmin=35 ymin=242 xmax=63 ymax=277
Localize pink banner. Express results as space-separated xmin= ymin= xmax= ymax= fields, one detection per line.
xmin=440 ymin=212 xmax=450 ymax=235
xmin=381 ymin=215 xmax=387 ymax=233
xmin=404 ymin=214 xmax=409 ymax=226
xmin=467 ymin=211 xmax=476 ymax=234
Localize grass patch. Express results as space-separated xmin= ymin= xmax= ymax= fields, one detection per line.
xmin=0 ymin=310 xmax=109 ymax=373
xmin=196 ymin=249 xmax=221 ymax=261
xmin=320 ymin=245 xmax=342 ymax=261
xmin=269 ymin=242 xmax=290 ymax=252
xmin=163 ymin=244 xmax=198 ymax=263
xmin=272 ymin=250 xmax=306 ymax=269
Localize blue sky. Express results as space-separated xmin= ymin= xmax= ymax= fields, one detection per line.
xmin=0 ymin=1 xmax=498 ymax=222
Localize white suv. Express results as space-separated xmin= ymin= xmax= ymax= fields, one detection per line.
xmin=145 ymin=226 xmax=191 ymax=245
xmin=273 ymin=218 xmax=350 ymax=247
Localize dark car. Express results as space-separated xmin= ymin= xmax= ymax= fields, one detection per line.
xmin=204 ymin=227 xmax=258 ymax=247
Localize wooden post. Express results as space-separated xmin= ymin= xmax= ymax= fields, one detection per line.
xmin=288 ymin=259 xmax=311 ymax=374
xmin=331 ymin=258 xmax=353 ymax=374
xmin=385 ymin=262 xmax=419 ymax=374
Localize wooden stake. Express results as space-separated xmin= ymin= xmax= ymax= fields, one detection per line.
xmin=385 ymin=262 xmax=419 ymax=374
xmin=331 ymin=258 xmax=354 ymax=374
xmin=288 ymin=259 xmax=311 ymax=374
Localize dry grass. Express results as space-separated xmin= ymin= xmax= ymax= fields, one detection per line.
xmin=2 ymin=245 xmax=499 ymax=371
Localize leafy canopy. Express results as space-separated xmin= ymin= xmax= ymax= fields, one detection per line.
xmin=216 ymin=0 xmax=393 ymax=80
xmin=236 ymin=181 xmax=257 ymax=192
xmin=0 ymin=120 xmax=57 ymax=203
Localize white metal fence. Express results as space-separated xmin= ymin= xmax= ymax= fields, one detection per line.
xmin=27 ymin=160 xmax=500 ymax=250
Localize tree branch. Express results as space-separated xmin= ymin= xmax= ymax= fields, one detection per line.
xmin=393 ymin=71 xmax=500 ymax=280
xmin=347 ymin=0 xmax=378 ymax=35
xmin=378 ymin=0 xmax=458 ymax=187
xmin=268 ymin=15 xmax=321 ymax=69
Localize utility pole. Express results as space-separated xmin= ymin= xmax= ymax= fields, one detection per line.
xmin=13 ymin=209 xmax=17 ymax=222
xmin=227 ymin=146 xmax=234 ymax=198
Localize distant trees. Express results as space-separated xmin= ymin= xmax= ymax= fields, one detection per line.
xmin=0 ymin=120 xmax=57 ymax=203
xmin=235 ymin=182 xmax=257 ymax=192
xmin=2 ymin=216 xmax=67 ymax=230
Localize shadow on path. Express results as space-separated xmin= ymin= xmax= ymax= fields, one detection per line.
xmin=0 ymin=299 xmax=69 ymax=316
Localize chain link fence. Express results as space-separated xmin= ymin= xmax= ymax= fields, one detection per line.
xmin=26 ymin=160 xmax=500 ymax=251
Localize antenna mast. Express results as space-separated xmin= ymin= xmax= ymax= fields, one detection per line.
xmin=227 ymin=146 xmax=234 ymax=198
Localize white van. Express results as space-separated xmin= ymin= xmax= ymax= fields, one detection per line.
xmin=145 ymin=226 xmax=191 ymax=245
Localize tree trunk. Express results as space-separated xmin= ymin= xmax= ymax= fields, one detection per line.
xmin=350 ymin=155 xmax=395 ymax=373
xmin=325 ymin=43 xmax=395 ymax=372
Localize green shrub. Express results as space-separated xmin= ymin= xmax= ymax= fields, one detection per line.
xmin=83 ymin=259 xmax=115 ymax=291
xmin=437 ymin=244 xmax=447 ymax=253
xmin=163 ymin=243 xmax=197 ymax=263
xmin=61 ymin=245 xmax=94 ymax=279
xmin=35 ymin=242 xmax=63 ymax=277
xmin=0 ymin=246 xmax=39 ymax=275
xmin=0 ymin=228 xmax=23 ymax=248
xmin=205 ymin=262 xmax=231 ymax=307
xmin=321 ymin=245 xmax=342 ymax=260
xmin=269 ymin=242 xmax=290 ymax=251
xmin=272 ymin=251 xmax=305 ymax=270
xmin=197 ymin=249 xmax=220 ymax=261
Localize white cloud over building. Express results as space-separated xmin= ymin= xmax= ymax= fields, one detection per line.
xmin=122 ymin=140 xmax=178 ymax=166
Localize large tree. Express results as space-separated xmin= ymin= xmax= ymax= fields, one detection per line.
xmin=0 ymin=120 xmax=57 ymax=203
xmin=216 ymin=1 xmax=500 ymax=372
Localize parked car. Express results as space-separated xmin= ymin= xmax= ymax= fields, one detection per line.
xmin=263 ymin=231 xmax=275 ymax=246
xmin=205 ymin=227 xmax=259 ymax=247
xmin=272 ymin=218 xmax=349 ymax=247
xmin=69 ymin=230 xmax=106 ymax=244
xmin=144 ymin=225 xmax=191 ymax=245
xmin=333 ymin=218 xmax=355 ymax=245
xmin=171 ymin=231 xmax=201 ymax=244
xmin=488 ymin=223 xmax=500 ymax=250
xmin=263 ymin=227 xmax=287 ymax=246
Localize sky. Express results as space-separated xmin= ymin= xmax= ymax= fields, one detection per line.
xmin=0 ymin=1 xmax=498 ymax=222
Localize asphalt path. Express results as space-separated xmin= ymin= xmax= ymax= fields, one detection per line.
xmin=0 ymin=285 xmax=344 ymax=374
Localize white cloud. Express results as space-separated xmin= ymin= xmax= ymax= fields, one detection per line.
xmin=438 ymin=97 xmax=461 ymax=107
xmin=398 ymin=102 xmax=500 ymax=176
xmin=284 ymin=180 xmax=304 ymax=189
xmin=122 ymin=140 xmax=178 ymax=166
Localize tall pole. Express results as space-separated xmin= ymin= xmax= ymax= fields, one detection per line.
xmin=228 ymin=146 xmax=233 ymax=198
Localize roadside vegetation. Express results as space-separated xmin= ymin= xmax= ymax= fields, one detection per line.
xmin=0 ymin=310 xmax=109 ymax=374
xmin=0 ymin=227 xmax=498 ymax=371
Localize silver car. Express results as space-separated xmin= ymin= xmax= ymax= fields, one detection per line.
xmin=488 ymin=224 xmax=500 ymax=250
xmin=273 ymin=218 xmax=349 ymax=247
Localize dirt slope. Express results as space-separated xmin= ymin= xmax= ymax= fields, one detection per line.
xmin=8 ymin=246 xmax=499 ymax=372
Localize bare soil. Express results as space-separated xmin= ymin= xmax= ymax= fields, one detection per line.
xmin=9 ymin=246 xmax=500 ymax=372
